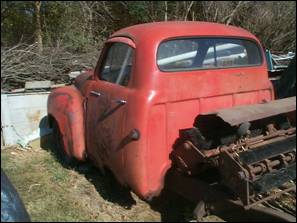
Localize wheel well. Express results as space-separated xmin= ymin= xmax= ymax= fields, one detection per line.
xmin=47 ymin=114 xmax=56 ymax=129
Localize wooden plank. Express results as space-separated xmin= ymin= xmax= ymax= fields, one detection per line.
xmin=25 ymin=81 xmax=52 ymax=89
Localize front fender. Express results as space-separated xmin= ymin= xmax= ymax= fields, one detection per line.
xmin=47 ymin=86 xmax=85 ymax=161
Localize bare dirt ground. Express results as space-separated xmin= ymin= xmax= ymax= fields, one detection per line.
xmin=1 ymin=135 xmax=295 ymax=222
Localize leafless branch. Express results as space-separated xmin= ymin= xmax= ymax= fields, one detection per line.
xmin=1 ymin=43 xmax=99 ymax=91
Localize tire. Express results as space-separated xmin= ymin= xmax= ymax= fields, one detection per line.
xmin=52 ymin=119 xmax=77 ymax=167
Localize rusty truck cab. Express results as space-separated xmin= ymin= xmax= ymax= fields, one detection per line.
xmin=48 ymin=21 xmax=276 ymax=200
xmin=78 ymin=21 xmax=274 ymax=199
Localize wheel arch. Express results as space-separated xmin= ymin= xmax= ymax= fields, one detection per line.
xmin=47 ymin=86 xmax=86 ymax=161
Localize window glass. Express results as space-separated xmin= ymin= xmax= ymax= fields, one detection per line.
xmin=157 ymin=39 xmax=199 ymax=70
xmin=157 ymin=38 xmax=262 ymax=71
xmin=100 ymin=42 xmax=134 ymax=86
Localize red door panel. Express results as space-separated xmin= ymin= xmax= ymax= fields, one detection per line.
xmin=86 ymin=81 xmax=129 ymax=183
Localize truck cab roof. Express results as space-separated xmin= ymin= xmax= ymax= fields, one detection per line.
xmin=111 ymin=21 xmax=260 ymax=44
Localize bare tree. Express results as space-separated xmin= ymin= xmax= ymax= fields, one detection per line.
xmin=79 ymin=1 xmax=98 ymax=42
xmin=164 ymin=1 xmax=168 ymax=21
xmin=34 ymin=1 xmax=43 ymax=53
xmin=183 ymin=1 xmax=194 ymax=21
xmin=222 ymin=1 xmax=245 ymax=25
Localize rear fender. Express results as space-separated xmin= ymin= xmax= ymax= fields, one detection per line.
xmin=47 ymin=86 xmax=85 ymax=161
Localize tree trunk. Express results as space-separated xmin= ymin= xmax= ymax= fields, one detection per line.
xmin=34 ymin=1 xmax=43 ymax=53
xmin=164 ymin=1 xmax=168 ymax=21
xmin=184 ymin=1 xmax=194 ymax=21
xmin=224 ymin=1 xmax=244 ymax=25
xmin=175 ymin=1 xmax=180 ymax=20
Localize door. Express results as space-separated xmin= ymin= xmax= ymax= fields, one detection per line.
xmin=86 ymin=41 xmax=134 ymax=181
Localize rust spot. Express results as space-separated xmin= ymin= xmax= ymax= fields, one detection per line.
xmin=27 ymin=110 xmax=41 ymax=123
xmin=27 ymin=110 xmax=42 ymax=131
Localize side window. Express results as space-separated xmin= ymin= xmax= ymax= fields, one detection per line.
xmin=99 ymin=42 xmax=134 ymax=86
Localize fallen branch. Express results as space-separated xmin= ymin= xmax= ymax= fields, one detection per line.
xmin=1 ymin=43 xmax=99 ymax=91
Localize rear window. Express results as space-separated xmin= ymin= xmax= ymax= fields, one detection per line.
xmin=157 ymin=38 xmax=262 ymax=71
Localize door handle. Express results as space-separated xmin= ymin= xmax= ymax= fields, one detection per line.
xmin=90 ymin=90 xmax=102 ymax=97
xmin=113 ymin=99 xmax=127 ymax=105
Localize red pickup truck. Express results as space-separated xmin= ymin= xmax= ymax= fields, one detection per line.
xmin=48 ymin=21 xmax=295 ymax=220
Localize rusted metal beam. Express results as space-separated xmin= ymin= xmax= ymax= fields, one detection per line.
xmin=196 ymin=96 xmax=296 ymax=127
xmin=202 ymin=128 xmax=296 ymax=158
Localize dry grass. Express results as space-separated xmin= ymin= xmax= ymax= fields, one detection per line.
xmin=2 ymin=136 xmax=294 ymax=222
xmin=1 ymin=136 xmax=197 ymax=222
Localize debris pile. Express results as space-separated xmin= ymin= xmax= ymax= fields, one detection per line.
xmin=1 ymin=43 xmax=99 ymax=91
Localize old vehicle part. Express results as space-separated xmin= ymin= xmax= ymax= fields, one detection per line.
xmin=166 ymin=169 xmax=296 ymax=222
xmin=47 ymin=86 xmax=86 ymax=161
xmin=274 ymin=56 xmax=296 ymax=99
xmin=1 ymin=169 xmax=30 ymax=222
xmin=171 ymin=97 xmax=296 ymax=220
xmin=48 ymin=22 xmax=295 ymax=221
xmin=51 ymin=118 xmax=79 ymax=166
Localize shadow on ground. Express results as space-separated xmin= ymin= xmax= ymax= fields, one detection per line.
xmin=149 ymin=188 xmax=196 ymax=221
xmin=40 ymin=133 xmax=195 ymax=222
